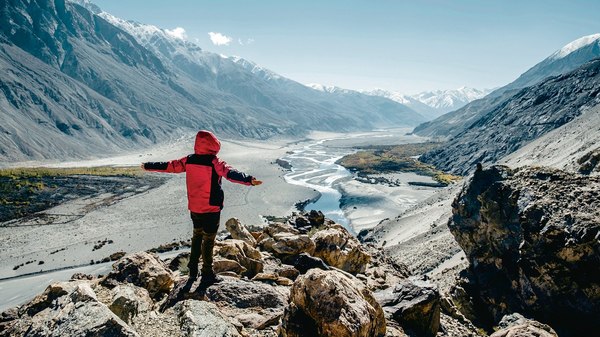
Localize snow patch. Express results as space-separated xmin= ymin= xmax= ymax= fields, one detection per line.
xmin=550 ymin=33 xmax=600 ymax=60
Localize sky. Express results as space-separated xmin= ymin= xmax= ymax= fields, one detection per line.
xmin=92 ymin=0 xmax=600 ymax=94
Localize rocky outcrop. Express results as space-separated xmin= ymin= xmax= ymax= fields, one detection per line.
xmin=102 ymin=252 xmax=174 ymax=299
xmin=215 ymin=240 xmax=264 ymax=278
xmin=1 ymin=282 xmax=139 ymax=336
xmin=2 ymin=213 xmax=443 ymax=337
xmin=491 ymin=313 xmax=558 ymax=337
xmin=280 ymin=269 xmax=386 ymax=337
xmin=175 ymin=300 xmax=241 ymax=337
xmin=109 ymin=284 xmax=153 ymax=323
xmin=375 ymin=279 xmax=441 ymax=337
xmin=225 ymin=218 xmax=257 ymax=247
xmin=312 ymin=224 xmax=371 ymax=274
xmin=449 ymin=165 xmax=600 ymax=335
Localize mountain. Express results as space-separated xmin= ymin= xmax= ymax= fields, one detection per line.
xmin=363 ymin=87 xmax=490 ymax=120
xmin=0 ymin=0 xmax=424 ymax=162
xmin=413 ymin=34 xmax=600 ymax=138
xmin=419 ymin=58 xmax=600 ymax=175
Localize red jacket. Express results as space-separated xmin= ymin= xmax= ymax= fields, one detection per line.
xmin=143 ymin=131 xmax=253 ymax=213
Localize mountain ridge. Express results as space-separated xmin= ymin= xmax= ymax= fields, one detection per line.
xmin=413 ymin=33 xmax=600 ymax=139
xmin=0 ymin=0 xmax=424 ymax=162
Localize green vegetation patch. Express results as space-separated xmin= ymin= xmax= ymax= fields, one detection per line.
xmin=337 ymin=142 xmax=460 ymax=186
xmin=0 ymin=166 xmax=159 ymax=223
xmin=0 ymin=166 xmax=141 ymax=178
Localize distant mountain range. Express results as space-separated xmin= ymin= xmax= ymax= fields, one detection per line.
xmin=0 ymin=0 xmax=424 ymax=162
xmin=413 ymin=34 xmax=600 ymax=139
xmin=363 ymin=87 xmax=491 ymax=120
xmin=415 ymin=34 xmax=600 ymax=175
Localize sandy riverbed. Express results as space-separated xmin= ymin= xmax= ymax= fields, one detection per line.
xmin=0 ymin=136 xmax=317 ymax=279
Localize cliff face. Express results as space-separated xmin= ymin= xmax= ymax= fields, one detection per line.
xmin=449 ymin=165 xmax=600 ymax=335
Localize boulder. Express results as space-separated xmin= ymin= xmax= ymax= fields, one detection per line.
xmin=312 ymin=224 xmax=371 ymax=274
xmin=280 ymin=253 xmax=330 ymax=274
xmin=272 ymin=233 xmax=316 ymax=256
xmin=235 ymin=311 xmax=283 ymax=330
xmin=206 ymin=279 xmax=289 ymax=310
xmin=213 ymin=258 xmax=247 ymax=275
xmin=265 ymin=222 xmax=299 ymax=236
xmin=216 ymin=240 xmax=264 ymax=277
xmin=225 ymin=217 xmax=257 ymax=247
xmin=280 ymin=269 xmax=386 ymax=337
xmin=491 ymin=313 xmax=558 ymax=337
xmin=252 ymin=273 xmax=294 ymax=286
xmin=375 ymin=279 xmax=440 ymax=337
xmin=449 ymin=165 xmax=600 ymax=334
xmin=109 ymin=284 xmax=153 ymax=322
xmin=168 ymin=251 xmax=190 ymax=272
xmin=102 ymin=252 xmax=174 ymax=298
xmin=3 ymin=281 xmax=139 ymax=337
xmin=175 ymin=300 xmax=241 ymax=337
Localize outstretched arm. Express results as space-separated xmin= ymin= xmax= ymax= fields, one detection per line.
xmin=141 ymin=157 xmax=187 ymax=173
xmin=213 ymin=158 xmax=262 ymax=186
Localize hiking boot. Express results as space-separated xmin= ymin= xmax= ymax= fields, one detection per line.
xmin=200 ymin=273 xmax=222 ymax=285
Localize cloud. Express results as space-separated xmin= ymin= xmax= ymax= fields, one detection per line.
xmin=238 ymin=38 xmax=255 ymax=46
xmin=165 ymin=27 xmax=187 ymax=40
xmin=208 ymin=32 xmax=232 ymax=46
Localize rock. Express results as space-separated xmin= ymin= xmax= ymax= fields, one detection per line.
xmin=175 ymin=300 xmax=241 ymax=337
xmin=449 ymin=165 xmax=600 ymax=334
xmin=109 ymin=284 xmax=153 ymax=322
xmin=213 ymin=258 xmax=247 ymax=275
xmin=275 ymin=264 xmax=300 ymax=281
xmin=363 ymin=248 xmax=410 ymax=291
xmin=281 ymin=253 xmax=330 ymax=274
xmin=491 ymin=313 xmax=558 ymax=337
xmin=272 ymin=233 xmax=316 ymax=256
xmin=102 ymin=252 xmax=174 ymax=299
xmin=225 ymin=217 xmax=257 ymax=247
xmin=375 ymin=279 xmax=440 ymax=337
xmin=168 ymin=251 xmax=190 ymax=272
xmin=307 ymin=210 xmax=326 ymax=227
xmin=70 ymin=272 xmax=95 ymax=281
xmin=265 ymin=222 xmax=300 ymax=236
xmin=235 ymin=311 xmax=283 ymax=330
xmin=4 ymin=281 xmax=139 ymax=337
xmin=257 ymin=234 xmax=277 ymax=252
xmin=312 ymin=224 xmax=371 ymax=274
xmin=216 ymin=240 xmax=264 ymax=277
xmin=280 ymin=269 xmax=386 ymax=337
xmin=252 ymin=273 xmax=294 ymax=286
xmin=206 ymin=278 xmax=289 ymax=310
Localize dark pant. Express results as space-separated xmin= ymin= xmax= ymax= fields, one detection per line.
xmin=188 ymin=211 xmax=220 ymax=277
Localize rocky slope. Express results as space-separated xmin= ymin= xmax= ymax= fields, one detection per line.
xmin=1 ymin=212 xmax=467 ymax=337
xmin=0 ymin=0 xmax=424 ymax=162
xmin=419 ymin=59 xmax=600 ymax=175
xmin=448 ymin=165 xmax=600 ymax=336
xmin=413 ymin=34 xmax=600 ymax=139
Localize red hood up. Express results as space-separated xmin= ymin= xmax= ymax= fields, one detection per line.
xmin=194 ymin=130 xmax=221 ymax=155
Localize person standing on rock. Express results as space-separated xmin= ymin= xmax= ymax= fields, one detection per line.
xmin=141 ymin=130 xmax=262 ymax=284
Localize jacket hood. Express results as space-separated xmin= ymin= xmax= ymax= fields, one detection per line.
xmin=194 ymin=130 xmax=221 ymax=155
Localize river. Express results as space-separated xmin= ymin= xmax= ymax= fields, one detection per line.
xmin=281 ymin=139 xmax=355 ymax=233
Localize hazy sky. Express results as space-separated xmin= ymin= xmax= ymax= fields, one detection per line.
xmin=92 ymin=0 xmax=600 ymax=94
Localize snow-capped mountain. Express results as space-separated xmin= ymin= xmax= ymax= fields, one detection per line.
xmin=503 ymin=33 xmax=600 ymax=92
xmin=363 ymin=87 xmax=490 ymax=120
xmin=0 ymin=0 xmax=423 ymax=161
xmin=411 ymin=87 xmax=491 ymax=112
xmin=413 ymin=33 xmax=600 ymax=138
